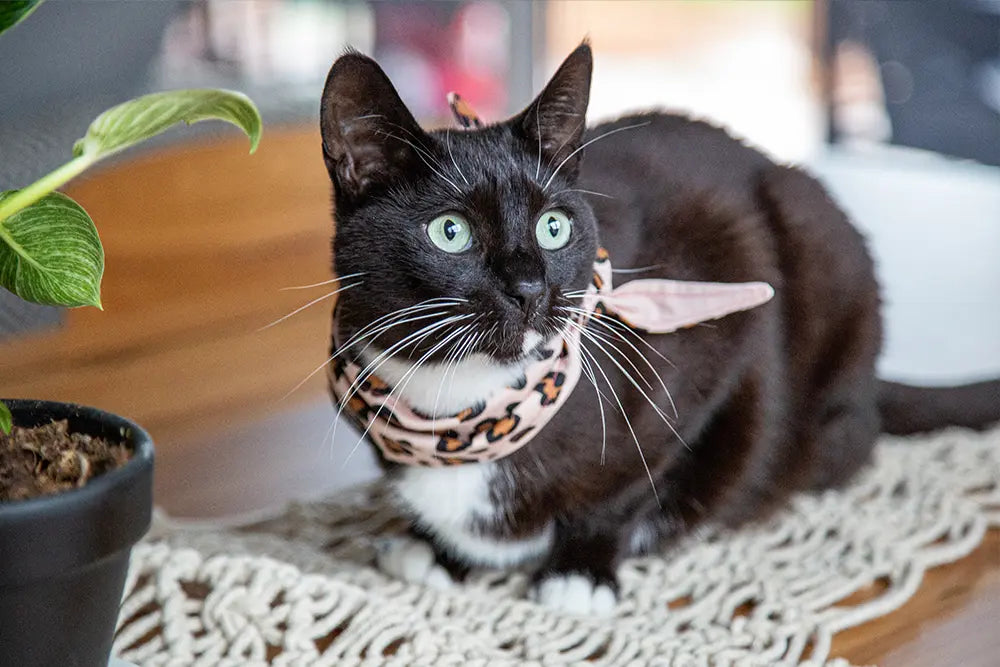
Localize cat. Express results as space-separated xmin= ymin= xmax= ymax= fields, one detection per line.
xmin=319 ymin=43 xmax=1000 ymax=615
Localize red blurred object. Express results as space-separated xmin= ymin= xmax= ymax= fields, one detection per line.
xmin=374 ymin=1 xmax=510 ymax=121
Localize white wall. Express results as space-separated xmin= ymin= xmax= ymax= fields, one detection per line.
xmin=811 ymin=147 xmax=1000 ymax=384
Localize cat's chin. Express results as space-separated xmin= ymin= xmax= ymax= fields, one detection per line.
xmin=522 ymin=330 xmax=545 ymax=357
xmin=488 ymin=329 xmax=546 ymax=365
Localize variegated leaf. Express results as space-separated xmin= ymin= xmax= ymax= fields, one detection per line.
xmin=73 ymin=89 xmax=261 ymax=160
xmin=0 ymin=191 xmax=103 ymax=308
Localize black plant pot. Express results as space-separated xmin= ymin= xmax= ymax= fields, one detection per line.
xmin=0 ymin=400 xmax=154 ymax=667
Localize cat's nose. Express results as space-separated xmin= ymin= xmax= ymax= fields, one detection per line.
xmin=504 ymin=279 xmax=545 ymax=314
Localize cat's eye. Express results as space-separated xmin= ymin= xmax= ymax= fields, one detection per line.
xmin=535 ymin=210 xmax=572 ymax=250
xmin=426 ymin=213 xmax=473 ymax=253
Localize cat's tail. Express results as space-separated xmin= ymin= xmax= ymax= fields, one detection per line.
xmin=877 ymin=379 xmax=1000 ymax=435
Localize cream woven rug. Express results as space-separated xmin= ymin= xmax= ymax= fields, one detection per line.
xmin=115 ymin=425 xmax=1000 ymax=666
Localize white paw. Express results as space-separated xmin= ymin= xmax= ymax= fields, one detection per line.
xmin=531 ymin=573 xmax=617 ymax=617
xmin=375 ymin=537 xmax=454 ymax=590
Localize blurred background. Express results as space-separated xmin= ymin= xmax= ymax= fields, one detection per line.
xmin=1 ymin=0 xmax=999 ymax=521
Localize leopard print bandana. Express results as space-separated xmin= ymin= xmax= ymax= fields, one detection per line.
xmin=328 ymin=250 xmax=774 ymax=467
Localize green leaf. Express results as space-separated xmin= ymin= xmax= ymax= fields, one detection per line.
xmin=0 ymin=401 xmax=11 ymax=435
xmin=73 ymin=89 xmax=262 ymax=161
xmin=0 ymin=191 xmax=104 ymax=308
xmin=0 ymin=0 xmax=43 ymax=36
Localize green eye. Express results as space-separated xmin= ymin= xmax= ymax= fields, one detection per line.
xmin=427 ymin=213 xmax=473 ymax=253
xmin=536 ymin=210 xmax=572 ymax=250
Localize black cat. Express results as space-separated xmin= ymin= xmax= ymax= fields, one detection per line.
xmin=320 ymin=43 xmax=1000 ymax=614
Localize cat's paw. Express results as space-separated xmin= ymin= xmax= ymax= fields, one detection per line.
xmin=530 ymin=573 xmax=617 ymax=617
xmin=375 ymin=536 xmax=454 ymax=590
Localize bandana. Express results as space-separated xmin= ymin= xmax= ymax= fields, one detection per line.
xmin=328 ymin=250 xmax=774 ymax=467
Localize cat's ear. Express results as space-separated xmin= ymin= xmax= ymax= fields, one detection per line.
xmin=320 ymin=51 xmax=427 ymax=202
xmin=516 ymin=42 xmax=593 ymax=180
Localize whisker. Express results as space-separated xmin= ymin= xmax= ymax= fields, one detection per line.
xmin=342 ymin=319 xmax=470 ymax=467
xmin=611 ymin=264 xmax=665 ymax=274
xmin=445 ymin=323 xmax=483 ymax=398
xmin=576 ymin=335 xmax=661 ymax=507
xmin=288 ymin=301 xmax=463 ymax=401
xmin=549 ymin=315 xmax=609 ymax=463
xmin=445 ymin=129 xmax=470 ymax=187
xmin=337 ymin=297 xmax=466 ymax=352
xmin=558 ymin=304 xmax=679 ymax=418
xmin=288 ymin=314 xmax=443 ymax=402
xmin=352 ymin=115 xmax=461 ymax=192
xmin=280 ymin=271 xmax=368 ymax=291
xmin=340 ymin=314 xmax=471 ymax=407
xmin=332 ymin=314 xmax=469 ymax=456
xmin=336 ymin=314 xmax=471 ymax=419
xmin=330 ymin=323 xmax=456 ymax=465
xmin=376 ymin=130 xmax=461 ymax=193
xmin=563 ymin=318 xmax=686 ymax=449
xmin=552 ymin=188 xmax=615 ymax=200
xmin=427 ymin=320 xmax=486 ymax=434
xmin=259 ymin=281 xmax=363 ymax=332
xmin=578 ymin=349 xmax=608 ymax=463
xmin=574 ymin=323 xmax=655 ymax=392
xmin=430 ymin=321 xmax=477 ymax=427
xmin=321 ymin=415 xmax=340 ymax=462
xmin=559 ymin=303 xmax=678 ymax=370
xmin=448 ymin=332 xmax=486 ymax=394
xmin=332 ymin=300 xmax=462 ymax=364
xmin=542 ymin=117 xmax=587 ymax=181
xmin=383 ymin=119 xmax=441 ymax=156
xmin=534 ymin=100 xmax=543 ymax=180
xmin=543 ymin=121 xmax=651 ymax=191
xmin=578 ymin=329 xmax=679 ymax=437
xmin=348 ymin=308 xmax=463 ymax=366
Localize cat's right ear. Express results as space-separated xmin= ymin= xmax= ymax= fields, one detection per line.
xmin=320 ymin=51 xmax=426 ymax=203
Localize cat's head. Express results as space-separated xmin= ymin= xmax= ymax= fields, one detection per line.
xmin=321 ymin=44 xmax=597 ymax=364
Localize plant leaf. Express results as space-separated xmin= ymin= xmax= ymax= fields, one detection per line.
xmin=0 ymin=401 xmax=11 ymax=434
xmin=0 ymin=191 xmax=104 ymax=308
xmin=0 ymin=0 xmax=43 ymax=36
xmin=73 ymin=89 xmax=261 ymax=160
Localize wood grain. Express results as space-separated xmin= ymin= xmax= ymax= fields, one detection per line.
xmin=1 ymin=126 xmax=996 ymax=666
xmin=0 ymin=128 xmax=336 ymax=436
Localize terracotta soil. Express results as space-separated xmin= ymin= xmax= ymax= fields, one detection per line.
xmin=0 ymin=420 xmax=131 ymax=501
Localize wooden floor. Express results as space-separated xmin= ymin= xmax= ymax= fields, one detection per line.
xmin=1 ymin=127 xmax=997 ymax=666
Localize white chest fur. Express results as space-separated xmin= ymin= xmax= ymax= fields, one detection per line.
xmin=391 ymin=463 xmax=553 ymax=568
xmin=359 ymin=329 xmax=543 ymax=418
xmin=365 ymin=339 xmax=554 ymax=568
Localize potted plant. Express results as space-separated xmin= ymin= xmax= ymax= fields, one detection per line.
xmin=0 ymin=3 xmax=261 ymax=666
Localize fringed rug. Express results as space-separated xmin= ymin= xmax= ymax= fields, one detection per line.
xmin=115 ymin=425 xmax=1000 ymax=666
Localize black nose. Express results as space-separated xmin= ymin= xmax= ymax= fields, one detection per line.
xmin=504 ymin=279 xmax=545 ymax=313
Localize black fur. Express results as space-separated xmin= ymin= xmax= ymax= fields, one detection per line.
xmin=321 ymin=43 xmax=1000 ymax=595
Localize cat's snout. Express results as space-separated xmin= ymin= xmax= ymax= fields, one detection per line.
xmin=503 ymin=279 xmax=545 ymax=316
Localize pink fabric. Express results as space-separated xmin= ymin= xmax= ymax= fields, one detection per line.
xmin=329 ymin=253 xmax=774 ymax=467
xmin=606 ymin=278 xmax=774 ymax=333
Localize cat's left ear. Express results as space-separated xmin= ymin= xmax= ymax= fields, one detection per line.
xmin=515 ymin=42 xmax=593 ymax=181
xmin=320 ymin=51 xmax=428 ymax=204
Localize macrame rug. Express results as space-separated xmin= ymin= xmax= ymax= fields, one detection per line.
xmin=115 ymin=425 xmax=1000 ymax=667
